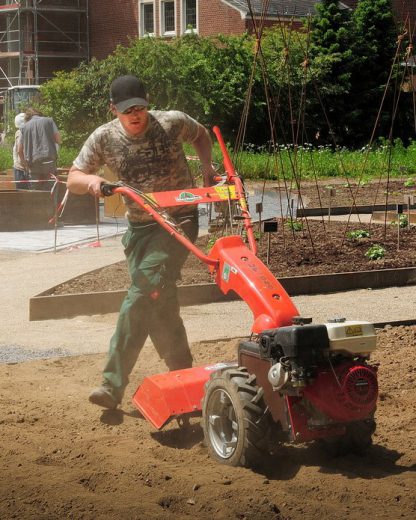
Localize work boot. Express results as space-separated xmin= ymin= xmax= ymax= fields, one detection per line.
xmin=89 ymin=384 xmax=119 ymax=410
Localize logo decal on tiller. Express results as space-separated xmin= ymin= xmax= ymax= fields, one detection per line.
xmin=175 ymin=192 xmax=202 ymax=203
xmin=222 ymin=264 xmax=237 ymax=283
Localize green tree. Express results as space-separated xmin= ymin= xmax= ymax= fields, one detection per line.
xmin=309 ymin=0 xmax=354 ymax=145
xmin=260 ymin=27 xmax=311 ymax=146
xmin=347 ymin=0 xmax=399 ymax=146
xmin=40 ymin=34 xmax=256 ymax=147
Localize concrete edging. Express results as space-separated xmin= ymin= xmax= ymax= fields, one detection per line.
xmin=29 ymin=266 xmax=416 ymax=321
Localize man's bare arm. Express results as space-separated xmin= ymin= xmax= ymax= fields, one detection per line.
xmin=192 ymin=126 xmax=217 ymax=186
xmin=54 ymin=131 xmax=62 ymax=145
xmin=67 ymin=166 xmax=107 ymax=198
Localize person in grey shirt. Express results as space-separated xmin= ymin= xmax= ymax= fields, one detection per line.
xmin=19 ymin=108 xmax=61 ymax=191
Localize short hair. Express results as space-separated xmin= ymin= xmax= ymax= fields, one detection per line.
xmin=25 ymin=107 xmax=42 ymax=121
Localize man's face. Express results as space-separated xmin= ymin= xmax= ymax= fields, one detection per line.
xmin=111 ymin=104 xmax=149 ymax=136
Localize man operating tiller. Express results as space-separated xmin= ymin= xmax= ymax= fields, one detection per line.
xmin=67 ymin=75 xmax=217 ymax=410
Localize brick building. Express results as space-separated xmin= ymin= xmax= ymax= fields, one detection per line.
xmin=1 ymin=1 xmax=414 ymax=83
xmin=89 ymin=1 xmax=416 ymax=60
xmin=88 ymin=1 xmax=319 ymax=60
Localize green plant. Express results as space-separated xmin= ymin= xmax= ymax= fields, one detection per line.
xmin=365 ymin=244 xmax=386 ymax=260
xmin=391 ymin=214 xmax=408 ymax=228
xmin=0 ymin=145 xmax=13 ymax=171
xmin=286 ymin=219 xmax=303 ymax=231
xmin=57 ymin=145 xmax=79 ymax=168
xmin=205 ymin=235 xmax=217 ymax=252
xmin=347 ymin=229 xmax=370 ymax=239
xmin=404 ymin=177 xmax=415 ymax=187
xmin=240 ymin=229 xmax=261 ymax=243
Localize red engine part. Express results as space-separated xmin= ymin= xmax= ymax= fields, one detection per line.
xmin=302 ymin=362 xmax=378 ymax=423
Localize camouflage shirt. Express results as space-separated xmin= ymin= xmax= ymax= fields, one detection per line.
xmin=73 ymin=110 xmax=202 ymax=222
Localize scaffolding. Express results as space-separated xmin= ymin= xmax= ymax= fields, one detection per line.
xmin=0 ymin=0 xmax=89 ymax=89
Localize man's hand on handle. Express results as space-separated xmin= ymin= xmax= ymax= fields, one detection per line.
xmin=86 ymin=175 xmax=106 ymax=198
xmin=67 ymin=167 xmax=107 ymax=197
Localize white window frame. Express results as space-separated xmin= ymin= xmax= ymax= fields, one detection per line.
xmin=181 ymin=0 xmax=198 ymax=34
xmin=160 ymin=0 xmax=176 ymax=37
xmin=139 ymin=1 xmax=155 ymax=37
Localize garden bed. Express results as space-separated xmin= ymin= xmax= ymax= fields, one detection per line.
xmin=30 ymin=179 xmax=416 ymax=320
xmin=49 ymin=218 xmax=416 ymax=295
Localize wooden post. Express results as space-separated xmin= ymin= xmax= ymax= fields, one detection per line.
xmin=263 ymin=220 xmax=278 ymax=266
xmin=328 ymin=187 xmax=336 ymax=225
xmin=397 ymin=203 xmax=403 ymax=251
xmin=403 ymin=194 xmax=414 ymax=229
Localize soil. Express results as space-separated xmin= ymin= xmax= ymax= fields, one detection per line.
xmin=51 ymin=177 xmax=416 ymax=295
xmin=294 ymin=178 xmax=416 ymax=208
xmin=1 ymin=325 xmax=415 ymax=520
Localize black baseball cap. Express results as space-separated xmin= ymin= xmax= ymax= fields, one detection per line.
xmin=110 ymin=75 xmax=149 ymax=112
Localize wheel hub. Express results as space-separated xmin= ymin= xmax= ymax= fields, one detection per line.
xmin=207 ymin=389 xmax=238 ymax=459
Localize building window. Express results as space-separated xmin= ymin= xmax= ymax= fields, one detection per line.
xmin=181 ymin=0 xmax=197 ymax=34
xmin=140 ymin=2 xmax=155 ymax=36
xmin=161 ymin=0 xmax=175 ymax=34
xmin=184 ymin=0 xmax=196 ymax=31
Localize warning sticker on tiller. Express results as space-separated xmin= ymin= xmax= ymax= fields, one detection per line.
xmin=345 ymin=325 xmax=363 ymax=336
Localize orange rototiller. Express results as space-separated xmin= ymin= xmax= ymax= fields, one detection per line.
xmin=101 ymin=127 xmax=378 ymax=467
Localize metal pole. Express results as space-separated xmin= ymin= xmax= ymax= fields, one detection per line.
xmin=95 ymin=197 xmax=101 ymax=245
xmin=53 ymin=188 xmax=59 ymax=253
xmin=256 ymin=202 xmax=263 ymax=240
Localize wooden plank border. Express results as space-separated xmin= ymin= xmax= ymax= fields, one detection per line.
xmin=297 ymin=203 xmax=408 ymax=217
xmin=29 ymin=266 xmax=416 ymax=321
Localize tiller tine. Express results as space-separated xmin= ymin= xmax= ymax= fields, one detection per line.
xmin=132 ymin=362 xmax=236 ymax=429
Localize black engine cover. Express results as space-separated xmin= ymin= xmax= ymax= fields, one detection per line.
xmin=261 ymin=324 xmax=329 ymax=362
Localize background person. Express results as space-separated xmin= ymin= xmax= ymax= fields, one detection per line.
xmin=67 ymin=74 xmax=217 ymax=410
xmin=13 ymin=113 xmax=31 ymax=190
xmin=19 ymin=108 xmax=61 ymax=191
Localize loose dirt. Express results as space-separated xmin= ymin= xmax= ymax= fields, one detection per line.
xmin=0 ymin=326 xmax=415 ymax=519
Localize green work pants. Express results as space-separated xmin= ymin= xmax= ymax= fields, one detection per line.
xmin=103 ymin=215 xmax=199 ymax=401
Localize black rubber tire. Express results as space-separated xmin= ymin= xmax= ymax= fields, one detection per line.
xmin=201 ymin=367 xmax=271 ymax=467
xmin=319 ymin=416 xmax=376 ymax=457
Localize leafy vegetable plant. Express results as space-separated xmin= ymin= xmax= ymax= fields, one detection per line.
xmin=347 ymin=229 xmax=370 ymax=239
xmin=286 ymin=219 xmax=303 ymax=231
xmin=365 ymin=244 xmax=386 ymax=260
xmin=391 ymin=215 xmax=409 ymax=228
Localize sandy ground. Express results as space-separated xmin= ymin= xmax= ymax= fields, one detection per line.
xmin=0 ymin=236 xmax=416 ymax=519
xmin=0 ymin=327 xmax=415 ymax=520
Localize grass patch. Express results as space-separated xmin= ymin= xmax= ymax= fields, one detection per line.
xmin=3 ymin=139 xmax=415 ymax=180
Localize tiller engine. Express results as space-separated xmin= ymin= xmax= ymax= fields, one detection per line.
xmin=102 ymin=127 xmax=378 ymax=467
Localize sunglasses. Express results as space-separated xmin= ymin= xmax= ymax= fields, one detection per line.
xmin=122 ymin=105 xmax=147 ymax=115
